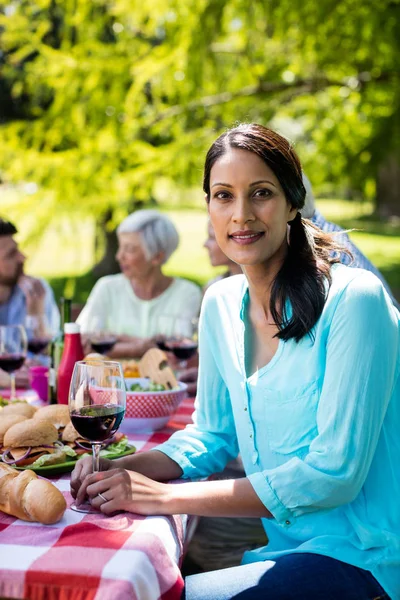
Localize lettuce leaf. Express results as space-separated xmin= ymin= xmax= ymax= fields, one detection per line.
xmin=31 ymin=445 xmax=77 ymax=467
xmin=100 ymin=437 xmax=134 ymax=458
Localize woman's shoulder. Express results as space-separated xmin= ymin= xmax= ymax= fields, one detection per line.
xmin=326 ymin=263 xmax=397 ymax=318
xmin=330 ymin=263 xmax=389 ymax=297
xmin=203 ymin=274 xmax=247 ymax=307
xmin=90 ymin=273 xmax=127 ymax=294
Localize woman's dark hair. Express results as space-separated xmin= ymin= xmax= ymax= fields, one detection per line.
xmin=203 ymin=123 xmax=350 ymax=342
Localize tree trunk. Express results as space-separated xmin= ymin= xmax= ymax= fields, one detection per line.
xmin=376 ymin=154 xmax=400 ymax=218
xmin=92 ymin=210 xmax=119 ymax=278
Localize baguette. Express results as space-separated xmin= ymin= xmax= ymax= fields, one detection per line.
xmin=0 ymin=463 xmax=66 ymax=524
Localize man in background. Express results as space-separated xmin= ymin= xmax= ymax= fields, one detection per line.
xmin=0 ymin=218 xmax=60 ymax=386
xmin=302 ymin=174 xmax=399 ymax=308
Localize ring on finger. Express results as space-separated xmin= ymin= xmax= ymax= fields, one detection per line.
xmin=97 ymin=492 xmax=108 ymax=503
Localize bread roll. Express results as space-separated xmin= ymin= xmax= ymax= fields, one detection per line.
xmin=23 ymin=478 xmax=67 ymax=524
xmin=0 ymin=464 xmax=66 ymax=524
xmin=1 ymin=402 xmax=37 ymax=419
xmin=4 ymin=419 xmax=58 ymax=449
xmin=9 ymin=469 xmax=37 ymax=521
xmin=0 ymin=464 xmax=18 ymax=511
xmin=62 ymin=421 xmax=79 ymax=443
xmin=34 ymin=404 xmax=70 ymax=429
xmin=0 ymin=414 xmax=28 ymax=444
xmin=84 ymin=352 xmax=110 ymax=362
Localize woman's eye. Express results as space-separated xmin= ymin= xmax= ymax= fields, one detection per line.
xmin=214 ymin=191 xmax=231 ymax=200
xmin=254 ymin=188 xmax=271 ymax=198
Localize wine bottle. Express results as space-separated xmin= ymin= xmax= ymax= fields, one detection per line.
xmin=52 ymin=298 xmax=72 ymax=371
xmin=49 ymin=297 xmax=72 ymax=403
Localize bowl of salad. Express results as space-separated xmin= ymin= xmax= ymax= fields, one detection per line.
xmin=121 ymin=377 xmax=188 ymax=433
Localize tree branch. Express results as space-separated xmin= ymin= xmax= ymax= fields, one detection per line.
xmin=148 ymin=72 xmax=399 ymax=126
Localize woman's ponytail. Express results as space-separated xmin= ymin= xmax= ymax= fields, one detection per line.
xmin=270 ymin=213 xmax=337 ymax=342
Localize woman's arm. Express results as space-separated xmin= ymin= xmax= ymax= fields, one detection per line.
xmin=72 ymin=447 xmax=271 ymax=519
xmin=248 ymin=272 xmax=399 ymax=526
xmin=77 ymin=465 xmax=272 ymax=517
xmin=71 ymin=449 xmax=182 ymax=503
xmin=108 ymin=336 xmax=156 ymax=358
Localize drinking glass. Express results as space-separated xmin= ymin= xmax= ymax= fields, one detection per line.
xmin=0 ymin=325 xmax=28 ymax=400
xmin=153 ymin=314 xmax=177 ymax=351
xmin=68 ymin=360 xmax=126 ymax=513
xmin=163 ymin=317 xmax=199 ymax=372
xmin=86 ymin=315 xmax=117 ymax=355
xmin=25 ymin=314 xmax=53 ymax=355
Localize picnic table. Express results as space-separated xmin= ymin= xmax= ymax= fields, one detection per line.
xmin=0 ymin=397 xmax=195 ymax=600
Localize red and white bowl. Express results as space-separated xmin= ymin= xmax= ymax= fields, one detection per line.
xmin=120 ymin=377 xmax=188 ymax=433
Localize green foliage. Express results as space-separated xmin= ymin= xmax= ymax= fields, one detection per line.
xmin=0 ymin=0 xmax=399 ymax=232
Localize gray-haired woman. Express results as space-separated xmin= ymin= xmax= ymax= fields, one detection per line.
xmin=77 ymin=210 xmax=202 ymax=358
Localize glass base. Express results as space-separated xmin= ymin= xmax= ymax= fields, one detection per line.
xmin=70 ymin=501 xmax=100 ymax=514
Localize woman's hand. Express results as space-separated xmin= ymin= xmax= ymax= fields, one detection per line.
xmin=75 ymin=467 xmax=171 ymax=515
xmin=70 ymin=455 xmax=113 ymax=500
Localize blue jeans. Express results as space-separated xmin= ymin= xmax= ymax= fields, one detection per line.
xmin=183 ymin=552 xmax=390 ymax=600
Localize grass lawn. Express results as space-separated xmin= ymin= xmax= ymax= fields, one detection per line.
xmin=6 ymin=197 xmax=399 ymax=304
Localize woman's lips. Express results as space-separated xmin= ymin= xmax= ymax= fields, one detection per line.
xmin=229 ymin=232 xmax=264 ymax=246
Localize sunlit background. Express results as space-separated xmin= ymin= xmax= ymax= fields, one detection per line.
xmin=1 ymin=0 xmax=399 ymax=302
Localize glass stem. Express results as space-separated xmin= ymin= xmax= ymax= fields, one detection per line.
xmin=10 ymin=372 xmax=16 ymax=401
xmin=92 ymin=442 xmax=102 ymax=473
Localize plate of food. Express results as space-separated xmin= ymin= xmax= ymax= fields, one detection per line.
xmin=0 ymin=403 xmax=136 ymax=476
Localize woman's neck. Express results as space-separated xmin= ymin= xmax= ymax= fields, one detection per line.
xmin=129 ymin=269 xmax=173 ymax=301
xmin=242 ymin=244 xmax=288 ymax=318
xmin=227 ymin=262 xmax=243 ymax=276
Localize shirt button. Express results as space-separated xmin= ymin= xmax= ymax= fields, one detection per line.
xmin=250 ymin=434 xmax=253 ymax=438
xmin=285 ymin=520 xmax=291 ymax=525
xmin=244 ymin=407 xmax=247 ymax=411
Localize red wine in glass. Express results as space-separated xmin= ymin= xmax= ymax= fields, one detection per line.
xmin=70 ymin=404 xmax=125 ymax=441
xmin=68 ymin=360 xmax=126 ymax=514
xmin=156 ymin=339 xmax=169 ymax=352
xmin=90 ymin=338 xmax=117 ymax=355
xmin=28 ymin=339 xmax=49 ymax=354
xmin=164 ymin=340 xmax=198 ymax=361
xmin=0 ymin=354 xmax=26 ymax=373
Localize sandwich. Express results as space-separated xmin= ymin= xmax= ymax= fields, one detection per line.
xmin=2 ymin=419 xmax=62 ymax=467
xmin=33 ymin=404 xmax=70 ymax=435
xmin=62 ymin=421 xmax=132 ymax=458
xmin=0 ymin=414 xmax=28 ymax=450
xmin=1 ymin=401 xmax=37 ymax=419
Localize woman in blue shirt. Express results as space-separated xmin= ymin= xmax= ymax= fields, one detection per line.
xmin=72 ymin=124 xmax=400 ymax=600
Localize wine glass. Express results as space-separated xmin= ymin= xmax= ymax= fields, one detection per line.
xmin=25 ymin=314 xmax=53 ymax=356
xmin=68 ymin=360 xmax=126 ymax=513
xmin=0 ymin=325 xmax=28 ymax=401
xmin=86 ymin=315 xmax=117 ymax=355
xmin=153 ymin=314 xmax=177 ymax=352
xmin=163 ymin=317 xmax=199 ymax=373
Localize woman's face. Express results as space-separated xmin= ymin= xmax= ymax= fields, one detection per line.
xmin=208 ymin=148 xmax=297 ymax=269
xmin=203 ymin=222 xmax=232 ymax=267
xmin=116 ymin=232 xmax=151 ymax=279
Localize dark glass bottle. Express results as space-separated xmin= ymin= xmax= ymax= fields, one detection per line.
xmin=49 ymin=298 xmax=72 ymax=404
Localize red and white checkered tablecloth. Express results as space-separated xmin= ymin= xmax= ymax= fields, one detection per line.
xmin=0 ymin=397 xmax=195 ymax=600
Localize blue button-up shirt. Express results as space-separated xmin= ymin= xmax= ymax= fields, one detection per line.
xmin=157 ymin=264 xmax=400 ymax=599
